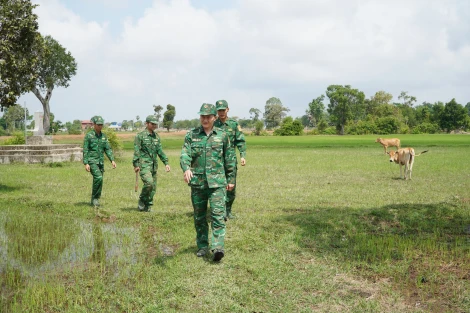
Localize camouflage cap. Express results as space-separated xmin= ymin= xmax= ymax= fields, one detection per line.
xmin=198 ymin=103 xmax=216 ymax=116
xmin=146 ymin=115 xmax=158 ymax=124
xmin=92 ymin=116 xmax=104 ymax=124
xmin=215 ymin=100 xmax=228 ymax=110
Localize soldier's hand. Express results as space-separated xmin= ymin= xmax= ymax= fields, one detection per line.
xmin=240 ymin=158 xmax=246 ymax=166
xmin=111 ymin=161 xmax=117 ymax=169
xmin=165 ymin=165 xmax=171 ymax=172
xmin=85 ymin=164 xmax=90 ymax=172
xmin=134 ymin=167 xmax=140 ymax=173
xmin=227 ymin=184 xmax=235 ymax=191
xmin=183 ymin=170 xmax=193 ymax=183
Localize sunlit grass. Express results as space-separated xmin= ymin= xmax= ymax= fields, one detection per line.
xmin=0 ymin=134 xmax=469 ymax=312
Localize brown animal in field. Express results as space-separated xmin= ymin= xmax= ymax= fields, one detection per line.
xmin=375 ymin=137 xmax=400 ymax=154
xmin=387 ymin=148 xmax=428 ymax=180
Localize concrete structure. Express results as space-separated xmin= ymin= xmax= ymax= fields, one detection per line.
xmin=0 ymin=111 xmax=83 ymax=164
xmin=81 ymin=120 xmax=93 ymax=130
xmin=0 ymin=144 xmax=82 ymax=164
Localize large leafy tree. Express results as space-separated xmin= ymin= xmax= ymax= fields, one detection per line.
xmin=0 ymin=0 xmax=42 ymax=110
xmin=249 ymin=108 xmax=261 ymax=122
xmin=31 ymin=35 xmax=77 ymax=134
xmin=306 ymin=95 xmax=325 ymax=125
xmin=326 ymin=85 xmax=365 ymax=135
xmin=398 ymin=91 xmax=417 ymax=107
xmin=366 ymin=91 xmax=393 ymax=115
xmin=2 ymin=104 xmax=28 ymax=131
xmin=439 ymin=98 xmax=467 ymax=132
xmin=163 ymin=104 xmax=176 ymax=132
xmin=263 ymin=97 xmax=289 ymax=129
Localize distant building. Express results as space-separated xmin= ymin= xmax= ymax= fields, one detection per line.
xmin=109 ymin=122 xmax=122 ymax=131
xmin=81 ymin=120 xmax=93 ymax=130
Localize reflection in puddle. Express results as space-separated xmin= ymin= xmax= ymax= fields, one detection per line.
xmin=0 ymin=212 xmax=142 ymax=279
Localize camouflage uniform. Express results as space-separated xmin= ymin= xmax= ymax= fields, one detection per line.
xmin=180 ymin=105 xmax=236 ymax=253
xmin=133 ymin=120 xmax=169 ymax=211
xmin=83 ymin=116 xmax=115 ymax=205
xmin=214 ymin=100 xmax=246 ymax=218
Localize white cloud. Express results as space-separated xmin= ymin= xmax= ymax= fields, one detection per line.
xmin=19 ymin=0 xmax=470 ymax=123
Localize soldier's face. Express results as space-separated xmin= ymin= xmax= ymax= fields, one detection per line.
xmin=146 ymin=122 xmax=157 ymax=132
xmin=200 ymin=115 xmax=215 ymax=130
xmin=217 ymin=108 xmax=229 ymax=119
xmin=94 ymin=124 xmax=103 ymax=133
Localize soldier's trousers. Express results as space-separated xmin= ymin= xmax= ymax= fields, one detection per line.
xmin=89 ymin=163 xmax=104 ymax=201
xmin=139 ymin=168 xmax=157 ymax=207
xmin=226 ymin=167 xmax=237 ymax=213
xmin=191 ymin=186 xmax=226 ymax=250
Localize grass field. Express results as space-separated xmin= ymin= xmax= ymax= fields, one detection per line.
xmin=1 ymin=134 xmax=469 ymax=312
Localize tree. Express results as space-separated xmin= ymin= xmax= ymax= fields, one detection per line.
xmin=439 ymin=98 xmax=467 ymax=132
xmin=163 ymin=104 xmax=176 ymax=132
xmin=153 ymin=105 xmax=163 ymax=127
xmin=465 ymin=102 xmax=470 ymax=116
xmin=306 ymin=95 xmax=325 ymax=125
xmin=367 ymin=91 xmax=393 ymax=115
xmin=326 ymin=85 xmax=365 ymax=135
xmin=263 ymin=97 xmax=289 ymax=129
xmin=0 ymin=0 xmax=42 ymax=110
xmin=249 ymin=108 xmax=261 ymax=122
xmin=30 ymin=35 xmax=77 ymax=134
xmin=2 ymin=104 xmax=27 ymax=131
xmin=398 ymin=91 xmax=417 ymax=107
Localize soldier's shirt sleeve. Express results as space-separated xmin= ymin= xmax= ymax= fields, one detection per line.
xmin=155 ymin=134 xmax=169 ymax=166
xmin=103 ymin=134 xmax=115 ymax=162
xmin=223 ymin=132 xmax=236 ymax=184
xmin=132 ymin=133 xmax=141 ymax=168
xmin=180 ymin=131 xmax=192 ymax=172
xmin=83 ymin=133 xmax=89 ymax=165
xmin=234 ymin=121 xmax=247 ymax=158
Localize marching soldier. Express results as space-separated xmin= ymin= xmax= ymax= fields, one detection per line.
xmin=180 ymin=103 xmax=236 ymax=262
xmin=83 ymin=116 xmax=116 ymax=207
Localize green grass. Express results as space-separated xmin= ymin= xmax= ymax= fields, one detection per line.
xmin=0 ymin=134 xmax=469 ymax=312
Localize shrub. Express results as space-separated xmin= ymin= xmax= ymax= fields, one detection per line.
xmin=346 ymin=120 xmax=377 ymax=135
xmin=102 ymin=127 xmax=123 ymax=154
xmin=412 ymin=122 xmax=440 ymax=134
xmin=273 ymin=118 xmax=303 ymax=136
xmin=376 ymin=117 xmax=400 ymax=134
xmin=1 ymin=131 xmax=25 ymax=145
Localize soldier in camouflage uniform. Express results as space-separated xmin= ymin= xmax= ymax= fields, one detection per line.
xmin=180 ymin=103 xmax=236 ymax=262
xmin=214 ymin=100 xmax=246 ymax=220
xmin=133 ymin=115 xmax=171 ymax=212
xmin=83 ymin=116 xmax=117 ymax=207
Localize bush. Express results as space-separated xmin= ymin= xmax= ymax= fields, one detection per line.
xmin=273 ymin=118 xmax=304 ymax=136
xmin=102 ymin=127 xmax=123 ymax=154
xmin=346 ymin=120 xmax=377 ymax=135
xmin=376 ymin=117 xmax=400 ymax=134
xmin=1 ymin=131 xmax=25 ymax=145
xmin=412 ymin=122 xmax=440 ymax=134
xmin=321 ymin=126 xmax=337 ymax=135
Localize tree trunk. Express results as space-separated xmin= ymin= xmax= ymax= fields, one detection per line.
xmin=32 ymin=86 xmax=53 ymax=134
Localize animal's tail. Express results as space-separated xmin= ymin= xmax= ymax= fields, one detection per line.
xmin=415 ymin=150 xmax=429 ymax=156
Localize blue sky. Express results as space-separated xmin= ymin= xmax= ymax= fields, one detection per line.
xmin=13 ymin=0 xmax=470 ymax=124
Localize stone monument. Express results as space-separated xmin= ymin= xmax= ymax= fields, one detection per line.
xmin=26 ymin=111 xmax=53 ymax=145
xmin=0 ymin=111 xmax=82 ymax=164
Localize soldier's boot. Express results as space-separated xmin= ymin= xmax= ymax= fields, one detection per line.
xmin=212 ymin=249 xmax=224 ymax=262
xmin=224 ymin=207 xmax=235 ymax=221
xmin=138 ymin=199 xmax=146 ymax=211
xmin=196 ymin=248 xmax=207 ymax=257
xmin=92 ymin=199 xmax=100 ymax=207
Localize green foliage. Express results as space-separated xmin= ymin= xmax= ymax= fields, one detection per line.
xmin=375 ymin=116 xmax=400 ymax=134
xmin=412 ymin=122 xmax=440 ymax=134
xmin=153 ymin=105 xmax=164 ymax=124
xmin=0 ymin=0 xmax=42 ymax=109
xmin=439 ymin=98 xmax=467 ymax=132
xmin=1 ymin=104 xmax=27 ymax=132
xmin=1 ymin=131 xmax=25 ymax=145
xmin=273 ymin=117 xmax=304 ymax=136
xmin=345 ymin=120 xmax=378 ymax=135
xmin=326 ymin=85 xmax=365 ymax=135
xmin=249 ymin=108 xmax=261 ymax=122
xmin=263 ymin=97 xmax=289 ymax=129
xmin=102 ymin=127 xmax=123 ymax=153
xmin=306 ymin=95 xmax=325 ymax=125
xmin=163 ymin=104 xmax=176 ymax=131
xmin=67 ymin=120 xmax=82 ymax=135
